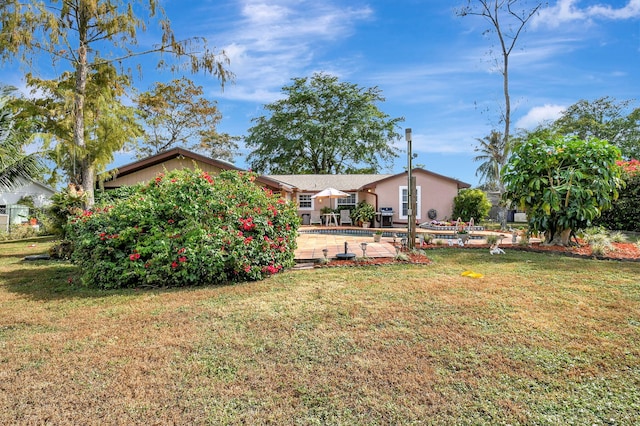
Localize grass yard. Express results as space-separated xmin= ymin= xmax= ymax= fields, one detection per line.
xmin=1 ymin=239 xmax=639 ymax=425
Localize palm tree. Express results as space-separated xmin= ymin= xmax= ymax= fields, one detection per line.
xmin=474 ymin=130 xmax=511 ymax=227
xmin=0 ymin=86 xmax=42 ymax=191
xmin=473 ymin=130 xmax=510 ymax=191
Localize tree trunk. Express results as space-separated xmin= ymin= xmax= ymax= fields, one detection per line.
xmin=74 ymin=11 xmax=94 ymax=208
xmin=546 ymin=228 xmax=572 ymax=246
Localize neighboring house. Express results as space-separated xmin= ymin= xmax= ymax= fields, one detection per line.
xmin=269 ymin=169 xmax=470 ymax=226
xmin=100 ymin=148 xmax=293 ymax=196
xmin=0 ymin=179 xmax=56 ymax=229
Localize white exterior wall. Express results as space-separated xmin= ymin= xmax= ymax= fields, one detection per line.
xmin=0 ymin=181 xmax=55 ymax=207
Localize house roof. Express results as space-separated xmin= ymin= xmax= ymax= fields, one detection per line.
xmin=102 ymin=148 xmax=292 ymax=191
xmin=268 ymin=169 xmax=471 ymax=192
xmin=267 ymin=174 xmax=393 ymax=192
xmin=360 ymin=169 xmax=471 ymax=190
xmin=14 ymin=178 xmax=56 ymax=195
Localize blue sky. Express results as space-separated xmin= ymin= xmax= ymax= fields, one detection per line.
xmin=4 ymin=0 xmax=640 ymax=187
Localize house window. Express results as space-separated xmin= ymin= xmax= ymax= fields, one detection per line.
xmin=298 ymin=194 xmax=313 ymax=210
xmin=336 ymin=193 xmax=357 ymax=208
xmin=399 ymin=186 xmax=422 ymax=220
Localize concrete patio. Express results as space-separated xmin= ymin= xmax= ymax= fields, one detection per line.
xmin=294 ymin=226 xmax=520 ymax=262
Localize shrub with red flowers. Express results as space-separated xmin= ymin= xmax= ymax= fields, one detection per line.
xmin=67 ymin=168 xmax=300 ymax=289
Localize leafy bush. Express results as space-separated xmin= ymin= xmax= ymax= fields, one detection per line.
xmin=67 ymin=168 xmax=300 ymax=289
xmin=580 ymin=227 xmax=613 ymax=255
xmin=485 ymin=234 xmax=500 ymax=245
xmin=594 ymin=162 xmax=640 ymax=232
xmin=47 ymin=184 xmax=86 ymax=237
xmin=503 ymin=136 xmax=623 ymax=245
xmin=452 ymin=189 xmax=491 ymax=222
xmin=0 ymin=224 xmax=39 ymax=241
xmin=609 ymin=231 xmax=628 ymax=243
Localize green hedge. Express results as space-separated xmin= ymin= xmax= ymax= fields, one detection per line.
xmin=452 ymin=189 xmax=491 ymax=222
xmin=594 ymin=173 xmax=640 ymax=232
xmin=67 ymin=168 xmax=300 ymax=289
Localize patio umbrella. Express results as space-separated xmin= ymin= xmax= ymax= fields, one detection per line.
xmin=311 ymin=187 xmax=350 ymax=200
xmin=311 ymin=187 xmax=349 ymax=226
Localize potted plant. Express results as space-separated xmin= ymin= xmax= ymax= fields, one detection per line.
xmin=456 ymin=228 xmax=469 ymax=244
xmin=373 ymin=230 xmax=383 ymax=242
xmin=351 ymin=201 xmax=375 ymax=227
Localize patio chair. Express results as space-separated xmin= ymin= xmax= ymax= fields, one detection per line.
xmin=339 ymin=209 xmax=353 ymax=226
xmin=310 ymin=212 xmax=322 ymax=225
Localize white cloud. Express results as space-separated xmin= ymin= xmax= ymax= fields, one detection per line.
xmin=515 ymin=104 xmax=566 ymax=129
xmin=211 ymin=1 xmax=373 ymax=103
xmin=411 ymin=127 xmax=481 ymax=155
xmin=588 ymin=0 xmax=640 ymax=19
xmin=534 ymin=0 xmax=640 ymax=28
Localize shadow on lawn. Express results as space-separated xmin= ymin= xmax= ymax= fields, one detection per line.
xmin=1 ymin=259 xmax=237 ymax=302
xmin=0 ymin=261 xmax=137 ymax=301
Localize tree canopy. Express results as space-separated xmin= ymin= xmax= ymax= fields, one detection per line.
xmin=551 ymin=97 xmax=640 ymax=160
xmin=19 ymin=65 xmax=142 ymax=187
xmin=0 ymin=0 xmax=232 ymax=207
xmin=502 ymin=135 xmax=623 ymax=246
xmin=134 ymin=77 xmax=238 ymax=162
xmin=245 ymin=73 xmax=403 ymax=174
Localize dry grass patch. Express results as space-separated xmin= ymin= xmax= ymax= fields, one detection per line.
xmin=1 ymin=240 xmax=639 ymax=424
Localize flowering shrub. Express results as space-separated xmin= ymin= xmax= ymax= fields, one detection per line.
xmin=67 ymin=168 xmax=300 ymax=289
xmin=617 ymin=159 xmax=640 ymax=176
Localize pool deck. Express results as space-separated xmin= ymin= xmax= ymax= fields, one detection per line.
xmin=295 ymin=225 xmax=522 ymax=262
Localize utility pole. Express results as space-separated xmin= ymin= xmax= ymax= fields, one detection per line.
xmin=406 ymin=128 xmax=416 ymax=250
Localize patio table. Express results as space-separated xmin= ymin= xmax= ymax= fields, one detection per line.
xmin=323 ymin=212 xmax=339 ymax=226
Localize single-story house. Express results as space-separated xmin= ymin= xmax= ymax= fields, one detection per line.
xmin=0 ymin=178 xmax=56 ymax=229
xmin=100 ymin=148 xmax=470 ymax=227
xmin=268 ymin=169 xmax=471 ymax=226
xmin=0 ymin=178 xmax=55 ymax=208
xmin=100 ymin=148 xmax=293 ymax=195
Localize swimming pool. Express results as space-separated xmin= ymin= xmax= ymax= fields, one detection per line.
xmin=298 ymin=228 xmax=483 ymax=240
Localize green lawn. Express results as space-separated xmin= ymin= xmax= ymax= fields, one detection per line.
xmin=1 ymin=239 xmax=639 ymax=425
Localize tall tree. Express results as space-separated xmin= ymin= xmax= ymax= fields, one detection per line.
xmin=0 ymin=86 xmax=42 ymax=191
xmin=20 ymin=64 xmax=143 ymax=187
xmin=458 ymin=0 xmax=542 ymax=226
xmin=553 ymin=97 xmax=640 ymax=160
xmin=135 ymin=77 xmax=238 ymax=161
xmin=473 ymin=130 xmax=509 ymax=191
xmin=0 ymin=0 xmax=232 ymax=207
xmin=458 ymin=0 xmax=542 ymax=146
xmin=245 ymin=73 xmax=403 ymax=174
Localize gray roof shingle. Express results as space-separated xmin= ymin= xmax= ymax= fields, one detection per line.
xmin=267 ymin=174 xmax=393 ymax=192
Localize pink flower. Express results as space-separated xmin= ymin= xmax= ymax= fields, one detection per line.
xmin=171 ymin=261 xmax=178 ymax=269
xmin=129 ymin=253 xmax=141 ymax=261
xmin=178 ymin=256 xmax=187 ymax=263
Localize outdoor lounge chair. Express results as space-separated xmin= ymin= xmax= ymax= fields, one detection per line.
xmin=310 ymin=212 xmax=322 ymax=225
xmin=339 ymin=209 xmax=353 ymax=226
